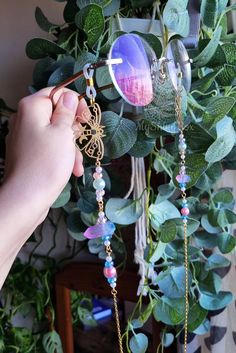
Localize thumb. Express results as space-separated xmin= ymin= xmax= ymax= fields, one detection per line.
xmin=51 ymin=91 xmax=78 ymax=126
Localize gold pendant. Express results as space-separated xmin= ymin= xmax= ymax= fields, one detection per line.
xmin=73 ymin=103 xmax=105 ymax=160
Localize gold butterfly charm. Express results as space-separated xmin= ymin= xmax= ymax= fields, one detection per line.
xmin=73 ymin=103 xmax=105 ymax=160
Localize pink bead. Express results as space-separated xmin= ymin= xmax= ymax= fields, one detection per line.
xmin=93 ymin=172 xmax=102 ymax=179
xmin=103 ymin=267 xmax=117 ymax=279
xmin=181 ymin=207 xmax=190 ymax=216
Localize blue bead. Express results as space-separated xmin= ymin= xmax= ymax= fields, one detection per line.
xmin=107 ymin=278 xmax=115 ymax=284
xmin=105 ymin=261 xmax=114 ymax=268
xmin=182 ymin=215 xmax=187 ymax=220
xmin=93 ymin=178 xmax=106 ymax=191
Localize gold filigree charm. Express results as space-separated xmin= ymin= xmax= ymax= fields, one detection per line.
xmin=73 ymin=103 xmax=105 ymax=160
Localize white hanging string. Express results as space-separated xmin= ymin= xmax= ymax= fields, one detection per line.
xmin=125 ymin=156 xmax=154 ymax=295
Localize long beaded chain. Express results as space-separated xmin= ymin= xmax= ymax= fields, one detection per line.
xmin=175 ymin=88 xmax=190 ymax=353
xmin=79 ymin=66 xmax=124 ymax=353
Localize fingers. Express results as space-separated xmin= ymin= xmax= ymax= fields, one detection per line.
xmin=72 ymin=149 xmax=84 ymax=177
xmin=51 ymin=91 xmax=79 ymax=126
xmin=76 ymin=98 xmax=91 ymax=123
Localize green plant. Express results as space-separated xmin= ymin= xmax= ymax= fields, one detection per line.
xmin=3 ymin=0 xmax=236 ymax=352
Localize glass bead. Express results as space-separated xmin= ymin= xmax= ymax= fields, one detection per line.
xmin=93 ymin=178 xmax=105 ymax=190
xmin=93 ymin=172 xmax=102 ymax=179
xmin=106 ymin=256 xmax=112 ymax=262
xmin=104 ymin=266 xmax=117 ymax=278
xmin=104 ymin=240 xmax=111 ymax=246
xmin=84 ymin=221 xmax=116 ymax=239
xmin=96 ymin=166 xmax=102 ymax=173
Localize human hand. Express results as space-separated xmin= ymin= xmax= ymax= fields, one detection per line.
xmin=4 ymin=88 xmax=89 ymax=219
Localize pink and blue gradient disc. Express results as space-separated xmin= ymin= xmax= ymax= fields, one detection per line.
xmin=108 ymin=34 xmax=157 ymax=107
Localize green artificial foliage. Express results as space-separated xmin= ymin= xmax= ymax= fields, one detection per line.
xmin=1 ymin=0 xmax=236 ymax=352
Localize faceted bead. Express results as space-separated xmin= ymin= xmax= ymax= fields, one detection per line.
xmin=93 ymin=178 xmax=105 ymax=190
xmin=84 ymin=221 xmax=115 ymax=239
xmin=96 ymin=196 xmax=103 ymax=202
xmin=181 ymin=207 xmax=190 ymax=216
xmin=98 ymin=211 xmax=105 ymax=218
xmin=110 ymin=282 xmax=117 ymax=288
xmin=104 ymin=266 xmax=117 ymax=278
xmin=106 ymin=255 xmax=112 ymax=262
xmin=96 ymin=166 xmax=102 ymax=173
xmin=176 ymin=174 xmax=191 ymax=183
xmin=104 ymin=240 xmax=111 ymax=246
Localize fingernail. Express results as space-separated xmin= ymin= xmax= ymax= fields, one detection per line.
xmin=81 ymin=107 xmax=92 ymax=121
xmin=63 ymin=92 xmax=78 ymax=111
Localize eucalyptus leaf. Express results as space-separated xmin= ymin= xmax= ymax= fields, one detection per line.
xmin=205 ymin=119 xmax=235 ymax=163
xmin=185 ymin=123 xmax=214 ymax=154
xmin=194 ymin=231 xmax=218 ymax=249
xmin=149 ymin=241 xmax=166 ymax=263
xmin=213 ymin=189 xmax=234 ymax=205
xmin=193 ymin=319 xmax=210 ymax=335
xmin=67 ymin=209 xmax=87 ymax=241
xmin=156 ymin=266 xmax=192 ymax=298
xmin=193 ymin=26 xmax=222 ymax=67
xmin=105 ymin=198 xmax=143 ymax=225
xmin=153 ymin=297 xmax=185 ymax=325
xmin=32 ymin=57 xmax=55 ymax=89
xmin=35 ymin=7 xmax=59 ymax=33
xmin=144 ymin=78 xmax=176 ymax=129
xmin=155 ymin=182 xmax=176 ymax=204
xmin=75 ymin=5 xmax=105 ymax=48
xmin=217 ymin=209 xmax=236 ymax=227
xmin=160 ymin=220 xmax=177 ymax=243
xmin=63 ymin=0 xmax=79 ymax=22
xmin=200 ymin=0 xmax=218 ymax=28
xmin=173 ymin=153 xmax=208 ymax=189
xmin=102 ymin=111 xmax=137 ymax=159
xmin=95 ymin=65 xmax=120 ymax=101
xmin=216 ymin=64 xmax=236 ymax=86
xmin=51 ymin=183 xmax=71 ymax=208
xmin=149 ymin=200 xmax=180 ymax=231
xmin=175 ymin=217 xmax=201 ymax=237
xmin=129 ymin=333 xmax=148 ymax=353
xmin=132 ymin=32 xmax=162 ymax=58
xmin=48 ymin=59 xmax=74 ymax=86
xmin=88 ymin=238 xmax=103 ymax=254
xmin=162 ymin=333 xmax=174 ymax=347
xmin=77 ymin=190 xmax=97 ymax=213
xmin=100 ymin=30 xmax=125 ymax=54
xmin=217 ymin=232 xmax=236 ymax=254
xmin=201 ymin=214 xmax=221 ymax=234
xmin=26 ymin=38 xmax=66 ymax=59
xmin=205 ymin=253 xmax=231 ymax=271
xmin=163 ymin=0 xmax=190 ymax=37
xmin=188 ymin=302 xmax=208 ymax=332
xmin=128 ymin=129 xmax=156 ymax=158
xmin=199 ymin=291 xmax=233 ymax=310
xmin=198 ymin=271 xmax=222 ymax=295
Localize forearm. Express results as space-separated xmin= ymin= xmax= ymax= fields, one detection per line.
xmin=0 ymin=178 xmax=48 ymax=289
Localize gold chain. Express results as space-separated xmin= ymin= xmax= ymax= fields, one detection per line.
xmin=112 ymin=289 xmax=124 ymax=353
xmin=175 ymin=90 xmax=189 ymax=353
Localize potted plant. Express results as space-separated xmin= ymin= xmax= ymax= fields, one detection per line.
xmin=2 ymin=0 xmax=236 ymax=352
